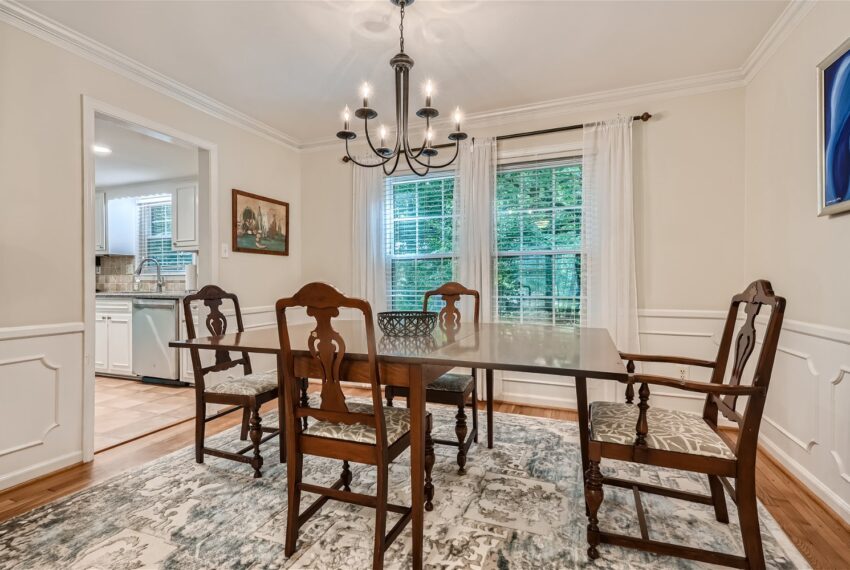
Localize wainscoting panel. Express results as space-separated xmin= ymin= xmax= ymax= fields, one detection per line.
xmin=0 ymin=323 xmax=84 ymax=491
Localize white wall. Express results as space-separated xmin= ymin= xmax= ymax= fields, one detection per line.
xmin=742 ymin=1 xmax=850 ymax=523
xmin=0 ymin=20 xmax=302 ymax=489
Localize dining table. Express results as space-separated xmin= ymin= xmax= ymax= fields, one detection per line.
xmin=170 ymin=320 xmax=628 ymax=569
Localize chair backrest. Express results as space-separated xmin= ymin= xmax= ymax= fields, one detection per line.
xmin=704 ymin=280 xmax=786 ymax=457
xmin=182 ymin=285 xmax=252 ymax=389
xmin=423 ymin=281 xmax=480 ymax=332
xmin=275 ymin=282 xmax=388 ymax=447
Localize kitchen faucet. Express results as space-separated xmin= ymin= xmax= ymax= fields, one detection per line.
xmin=136 ymin=257 xmax=164 ymax=293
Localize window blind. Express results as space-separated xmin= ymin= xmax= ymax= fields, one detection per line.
xmin=494 ymin=158 xmax=584 ymax=326
xmin=385 ymin=174 xmax=456 ymax=311
xmin=136 ymin=195 xmax=194 ymax=275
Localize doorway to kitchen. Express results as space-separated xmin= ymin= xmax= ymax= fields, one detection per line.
xmin=82 ymin=98 xmax=218 ymax=456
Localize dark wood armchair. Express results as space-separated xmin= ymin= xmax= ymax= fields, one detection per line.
xmin=183 ymin=285 xmax=281 ymax=478
xmin=582 ymin=280 xmax=786 ymax=569
xmin=385 ymin=281 xmax=492 ymax=474
xmin=275 ymin=282 xmax=435 ymax=569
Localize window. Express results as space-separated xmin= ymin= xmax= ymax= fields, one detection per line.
xmin=494 ymin=159 xmax=583 ymax=326
xmin=385 ymin=174 xmax=455 ymax=310
xmin=136 ymin=195 xmax=194 ymax=275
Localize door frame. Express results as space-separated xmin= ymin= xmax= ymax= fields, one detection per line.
xmin=81 ymin=96 xmax=219 ymax=461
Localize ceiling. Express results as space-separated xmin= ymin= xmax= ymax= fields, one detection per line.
xmin=94 ymin=116 xmax=197 ymax=187
xmin=27 ymin=0 xmax=789 ymax=145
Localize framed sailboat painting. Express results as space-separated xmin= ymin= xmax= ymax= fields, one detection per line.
xmin=232 ymin=189 xmax=289 ymax=256
xmin=818 ymin=37 xmax=850 ymax=216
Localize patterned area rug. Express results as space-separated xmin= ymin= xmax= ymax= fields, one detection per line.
xmin=0 ymin=400 xmax=807 ymax=569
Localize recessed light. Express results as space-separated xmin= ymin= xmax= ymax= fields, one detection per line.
xmin=92 ymin=144 xmax=112 ymax=155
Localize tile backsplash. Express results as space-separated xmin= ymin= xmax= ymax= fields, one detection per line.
xmin=96 ymin=255 xmax=186 ymax=293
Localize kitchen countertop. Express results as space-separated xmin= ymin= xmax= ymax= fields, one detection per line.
xmin=96 ymin=291 xmax=188 ymax=300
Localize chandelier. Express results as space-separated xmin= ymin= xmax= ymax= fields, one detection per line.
xmin=336 ymin=0 xmax=467 ymax=176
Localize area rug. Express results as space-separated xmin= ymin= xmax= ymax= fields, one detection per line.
xmin=0 ymin=399 xmax=808 ymax=569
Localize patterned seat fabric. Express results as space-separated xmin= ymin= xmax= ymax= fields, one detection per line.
xmin=205 ymin=371 xmax=277 ymax=396
xmin=428 ymin=373 xmax=474 ymax=393
xmin=590 ymin=401 xmax=735 ymax=460
xmin=304 ymin=402 xmax=414 ymax=445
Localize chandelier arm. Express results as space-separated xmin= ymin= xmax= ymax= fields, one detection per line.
xmin=402 ymin=146 xmax=430 ymax=177
xmin=344 ymin=139 xmax=393 ymax=168
xmin=383 ymin=152 xmax=402 ymax=176
xmin=363 ymin=116 xmax=395 ymax=159
xmin=414 ymin=140 xmax=461 ymax=169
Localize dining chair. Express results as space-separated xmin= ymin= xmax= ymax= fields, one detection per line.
xmin=582 ymin=280 xmax=785 ymax=569
xmin=275 ymin=282 xmax=436 ymax=569
xmin=183 ymin=285 xmax=281 ymax=478
xmin=385 ymin=281 xmax=489 ymax=474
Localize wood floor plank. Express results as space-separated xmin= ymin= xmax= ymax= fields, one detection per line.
xmin=0 ymin=390 xmax=846 ymax=569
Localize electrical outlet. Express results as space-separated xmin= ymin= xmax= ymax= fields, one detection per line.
xmin=676 ymin=365 xmax=690 ymax=380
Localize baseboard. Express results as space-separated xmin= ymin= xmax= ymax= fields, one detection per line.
xmin=0 ymin=451 xmax=83 ymax=491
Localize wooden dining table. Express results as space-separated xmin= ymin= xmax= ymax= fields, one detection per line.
xmin=170 ymin=320 xmax=627 ymax=569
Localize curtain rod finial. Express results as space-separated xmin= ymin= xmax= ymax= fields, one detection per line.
xmin=639 ymin=112 xmax=652 ymax=122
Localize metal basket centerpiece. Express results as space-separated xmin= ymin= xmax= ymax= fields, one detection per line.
xmin=377 ymin=311 xmax=438 ymax=337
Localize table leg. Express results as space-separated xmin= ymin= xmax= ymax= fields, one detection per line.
xmin=409 ymin=365 xmax=425 ymax=570
xmin=485 ymin=369 xmax=494 ymax=449
xmin=575 ymin=376 xmax=589 ymax=479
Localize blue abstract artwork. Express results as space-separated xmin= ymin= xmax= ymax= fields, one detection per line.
xmin=823 ymin=45 xmax=850 ymax=211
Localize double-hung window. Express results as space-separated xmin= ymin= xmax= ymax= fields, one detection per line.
xmin=384 ymin=158 xmax=583 ymax=324
xmin=494 ymin=159 xmax=583 ymax=326
xmin=385 ymin=174 xmax=456 ymax=310
xmin=136 ymin=195 xmax=194 ymax=275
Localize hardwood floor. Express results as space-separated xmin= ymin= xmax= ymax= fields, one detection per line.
xmin=94 ymin=376 xmax=195 ymax=451
xmin=1 ymin=391 xmax=848 ymax=568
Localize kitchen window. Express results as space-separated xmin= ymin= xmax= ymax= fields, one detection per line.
xmin=136 ymin=195 xmax=194 ymax=275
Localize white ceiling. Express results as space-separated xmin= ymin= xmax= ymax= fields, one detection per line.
xmin=94 ymin=116 xmax=197 ymax=187
xmin=27 ymin=0 xmax=788 ymax=145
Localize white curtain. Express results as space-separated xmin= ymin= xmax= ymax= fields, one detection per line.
xmin=351 ymin=158 xmax=387 ymax=312
xmin=583 ymin=117 xmax=641 ymax=354
xmin=455 ymin=138 xmax=497 ymax=321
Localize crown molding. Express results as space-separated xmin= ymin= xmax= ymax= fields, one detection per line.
xmin=0 ymin=0 xmax=300 ymax=150
xmin=741 ymin=0 xmax=816 ymax=83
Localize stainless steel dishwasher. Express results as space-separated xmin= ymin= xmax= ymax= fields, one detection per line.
xmin=132 ymin=298 xmax=187 ymax=386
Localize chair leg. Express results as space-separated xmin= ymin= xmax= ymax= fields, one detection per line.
xmin=708 ymin=475 xmax=729 ymax=524
xmin=455 ymin=403 xmax=468 ymax=475
xmin=424 ymin=416 xmax=435 ymax=512
xmin=385 ymin=386 xmax=394 ymax=408
xmin=299 ymin=378 xmax=309 ymax=429
xmin=341 ymin=460 xmax=353 ymax=492
xmin=194 ymin=399 xmax=205 ymax=464
xmin=584 ymin=456 xmax=604 ymax=560
xmin=373 ymin=463 xmax=389 ymax=570
xmin=240 ymin=406 xmax=250 ymax=441
xmin=737 ymin=474 xmax=765 ymax=570
xmin=248 ymin=400 xmax=264 ymax=479
xmin=284 ymin=451 xmax=303 ymax=557
xmin=471 ymin=380 xmax=479 ymax=444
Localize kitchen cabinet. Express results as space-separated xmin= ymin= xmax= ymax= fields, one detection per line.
xmin=94 ymin=299 xmax=133 ymax=376
xmin=94 ymin=192 xmax=107 ymax=254
xmin=172 ymin=183 xmax=199 ymax=251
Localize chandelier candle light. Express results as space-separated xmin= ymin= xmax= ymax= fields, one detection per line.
xmin=336 ymin=0 xmax=467 ymax=176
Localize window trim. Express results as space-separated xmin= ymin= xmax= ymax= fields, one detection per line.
xmin=136 ymin=194 xmax=194 ymax=277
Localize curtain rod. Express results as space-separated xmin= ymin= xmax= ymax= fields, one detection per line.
xmin=341 ymin=112 xmax=652 ymax=163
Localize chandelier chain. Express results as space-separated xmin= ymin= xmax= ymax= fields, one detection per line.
xmin=399 ymin=1 xmax=405 ymax=53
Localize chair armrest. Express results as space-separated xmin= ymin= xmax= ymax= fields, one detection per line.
xmin=629 ymin=374 xmax=762 ymax=396
xmin=619 ymin=352 xmax=716 ymax=369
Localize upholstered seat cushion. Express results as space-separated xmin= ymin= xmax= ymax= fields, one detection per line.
xmin=590 ymin=401 xmax=735 ymax=460
xmin=428 ymin=373 xmax=474 ymax=393
xmin=303 ymin=402 xmax=415 ymax=445
xmin=205 ymin=371 xmax=277 ymax=396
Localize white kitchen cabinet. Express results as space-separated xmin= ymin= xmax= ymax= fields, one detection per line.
xmin=94 ymin=192 xmax=107 ymax=255
xmin=95 ymin=300 xmax=133 ymax=376
xmin=172 ymin=183 xmax=198 ymax=251
xmin=94 ymin=314 xmax=109 ymax=372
